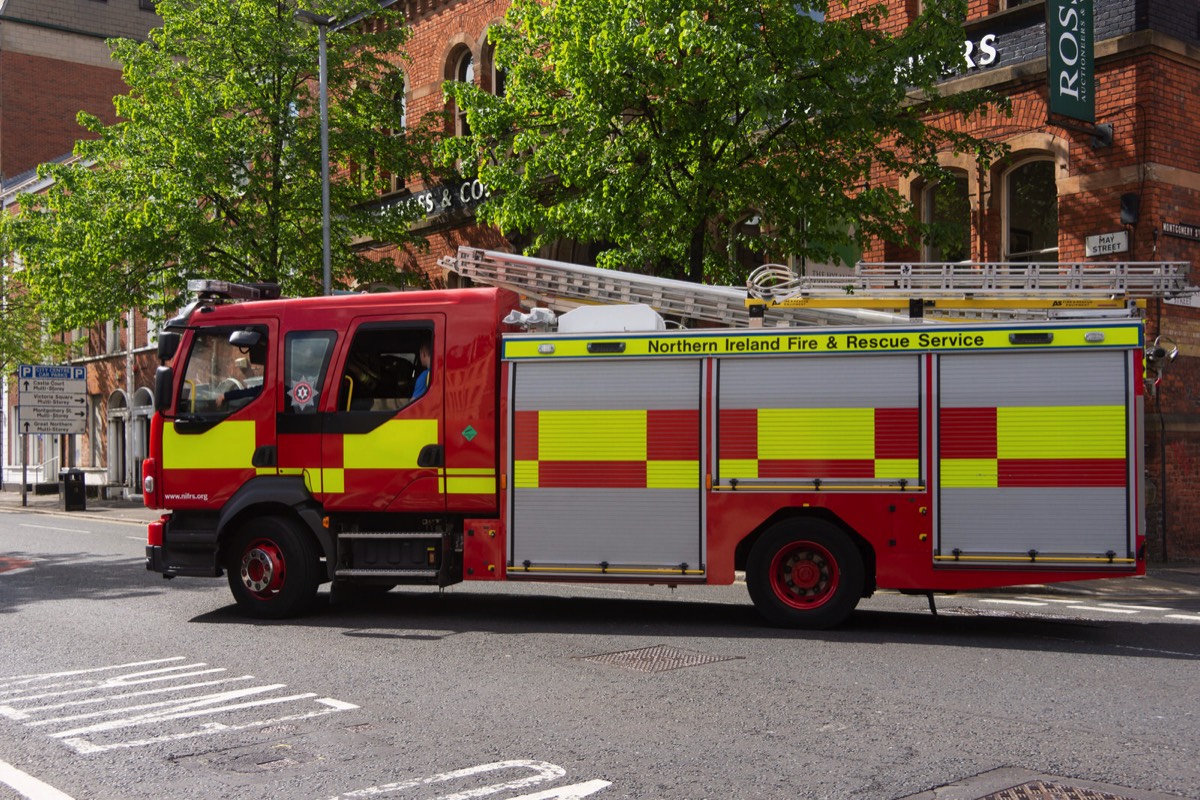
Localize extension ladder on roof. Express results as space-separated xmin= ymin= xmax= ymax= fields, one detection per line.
xmin=438 ymin=248 xmax=900 ymax=327
xmin=747 ymin=260 xmax=1193 ymax=318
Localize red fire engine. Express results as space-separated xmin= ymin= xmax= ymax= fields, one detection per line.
xmin=143 ymin=249 xmax=1171 ymax=628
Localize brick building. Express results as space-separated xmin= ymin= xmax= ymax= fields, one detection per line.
xmin=0 ymin=0 xmax=161 ymax=493
xmin=821 ymin=0 xmax=1200 ymax=560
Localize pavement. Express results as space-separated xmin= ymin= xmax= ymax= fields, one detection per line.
xmin=3 ymin=487 xmax=1199 ymax=601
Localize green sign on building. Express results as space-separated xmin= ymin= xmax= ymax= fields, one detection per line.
xmin=1046 ymin=0 xmax=1094 ymax=124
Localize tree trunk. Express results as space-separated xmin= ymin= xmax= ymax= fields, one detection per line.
xmin=687 ymin=223 xmax=706 ymax=284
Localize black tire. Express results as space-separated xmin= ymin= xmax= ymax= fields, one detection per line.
xmin=746 ymin=519 xmax=865 ymax=629
xmin=225 ymin=515 xmax=321 ymax=619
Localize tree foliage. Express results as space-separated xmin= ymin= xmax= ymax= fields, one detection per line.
xmin=3 ymin=0 xmax=433 ymax=335
xmin=445 ymin=0 xmax=1008 ymax=282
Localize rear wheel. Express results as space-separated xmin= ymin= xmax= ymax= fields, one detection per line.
xmin=746 ymin=520 xmax=864 ymax=629
xmin=226 ymin=516 xmax=320 ymax=619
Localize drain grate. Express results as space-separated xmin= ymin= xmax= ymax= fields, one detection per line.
xmin=979 ymin=780 xmax=1137 ymax=800
xmin=579 ymin=645 xmax=741 ymax=673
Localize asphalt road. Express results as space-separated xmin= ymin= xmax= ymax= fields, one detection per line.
xmin=1 ymin=503 xmax=1198 ymax=800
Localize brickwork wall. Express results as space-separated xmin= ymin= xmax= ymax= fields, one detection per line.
xmin=848 ymin=1 xmax=1200 ymax=560
xmin=0 ymin=50 xmax=125 ymax=178
xmin=1 ymin=0 xmax=159 ymax=41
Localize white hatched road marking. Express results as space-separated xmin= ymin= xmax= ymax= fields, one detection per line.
xmin=332 ymin=760 xmax=610 ymax=799
xmin=0 ymin=759 xmax=76 ymax=800
xmin=1166 ymin=614 xmax=1200 ymax=623
xmin=0 ymin=658 xmax=358 ymax=755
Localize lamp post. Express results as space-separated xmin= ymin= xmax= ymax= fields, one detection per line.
xmin=295 ymin=10 xmax=335 ymax=296
xmin=296 ymin=2 xmax=402 ymax=296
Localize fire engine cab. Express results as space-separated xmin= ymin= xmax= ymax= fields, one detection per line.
xmin=142 ymin=250 xmax=1171 ymax=628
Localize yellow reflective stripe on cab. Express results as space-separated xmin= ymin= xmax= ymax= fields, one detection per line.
xmin=343 ymin=419 xmax=439 ymax=468
xmin=446 ymin=468 xmax=495 ymax=494
xmin=163 ymin=420 xmax=256 ymax=469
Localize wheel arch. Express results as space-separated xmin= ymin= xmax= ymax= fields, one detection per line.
xmin=734 ymin=508 xmax=877 ymax=597
xmin=215 ymin=476 xmax=334 ymax=581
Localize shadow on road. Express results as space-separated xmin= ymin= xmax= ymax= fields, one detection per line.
xmin=182 ymin=587 xmax=1200 ymax=661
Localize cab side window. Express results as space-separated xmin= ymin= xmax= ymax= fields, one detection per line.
xmin=285 ymin=331 xmax=337 ymax=414
xmin=179 ymin=326 xmax=268 ymax=417
xmin=338 ymin=325 xmax=432 ymax=412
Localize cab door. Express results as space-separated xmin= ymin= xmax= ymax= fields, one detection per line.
xmin=159 ymin=321 xmax=276 ymax=510
xmin=319 ymin=316 xmax=445 ymax=513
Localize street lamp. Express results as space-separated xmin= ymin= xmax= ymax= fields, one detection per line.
xmin=295 ymin=9 xmax=335 ymax=296
xmin=296 ymin=2 xmax=402 ymax=296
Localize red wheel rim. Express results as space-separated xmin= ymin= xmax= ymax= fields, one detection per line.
xmin=239 ymin=539 xmax=287 ymax=599
xmin=768 ymin=540 xmax=839 ymax=609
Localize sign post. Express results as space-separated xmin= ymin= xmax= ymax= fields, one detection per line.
xmin=16 ymin=364 xmax=87 ymax=507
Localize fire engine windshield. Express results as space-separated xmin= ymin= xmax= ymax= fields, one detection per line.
xmin=178 ymin=326 xmax=268 ymax=416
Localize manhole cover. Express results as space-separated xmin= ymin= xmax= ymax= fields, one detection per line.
xmin=979 ymin=780 xmax=1137 ymax=800
xmin=579 ymin=645 xmax=741 ymax=673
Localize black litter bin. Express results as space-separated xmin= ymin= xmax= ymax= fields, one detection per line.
xmin=60 ymin=468 xmax=86 ymax=512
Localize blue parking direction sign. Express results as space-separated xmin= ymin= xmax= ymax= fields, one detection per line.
xmin=17 ymin=364 xmax=88 ymax=435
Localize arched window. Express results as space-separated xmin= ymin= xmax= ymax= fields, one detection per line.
xmin=1005 ymin=160 xmax=1058 ymax=263
xmin=454 ymin=49 xmax=475 ymax=137
xmin=484 ymin=38 xmax=506 ymax=97
xmin=394 ymin=74 xmax=407 ymax=133
xmin=389 ymin=74 xmax=408 ymax=192
xmin=922 ymin=173 xmax=971 ymax=262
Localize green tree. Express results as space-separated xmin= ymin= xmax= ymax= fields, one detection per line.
xmin=444 ymin=0 xmax=1007 ymax=283
xmin=2 ymin=0 xmax=433 ymax=336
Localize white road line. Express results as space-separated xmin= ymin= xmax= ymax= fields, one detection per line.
xmin=1099 ymin=602 xmax=1174 ymax=612
xmin=509 ymin=780 xmax=611 ymax=799
xmin=50 ymin=685 xmax=301 ymax=737
xmin=0 ymin=677 xmax=255 ymax=720
xmin=1 ymin=658 xmax=359 ymax=755
xmin=1020 ymin=597 xmax=1081 ymax=604
xmin=980 ymin=599 xmax=1047 ymax=607
xmin=1067 ymin=605 xmax=1139 ymax=614
xmin=336 ymin=759 xmax=567 ymax=799
xmin=1165 ymin=614 xmax=1200 ymax=623
xmin=0 ymin=568 xmax=33 ymax=577
xmin=30 ymin=684 xmax=292 ymax=727
xmin=0 ymin=759 xmax=76 ymax=800
xmin=19 ymin=523 xmax=89 ymax=534
xmin=316 ymin=698 xmax=360 ymax=711
xmin=1 ymin=666 xmax=227 ymax=704
xmin=0 ymin=658 xmax=186 ymax=689
xmin=62 ymin=703 xmax=358 ymax=755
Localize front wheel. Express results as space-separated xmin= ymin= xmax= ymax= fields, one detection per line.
xmin=226 ymin=515 xmax=321 ymax=619
xmin=746 ymin=520 xmax=865 ymax=629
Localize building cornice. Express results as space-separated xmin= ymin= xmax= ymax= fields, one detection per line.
xmin=940 ymin=29 xmax=1200 ymax=97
